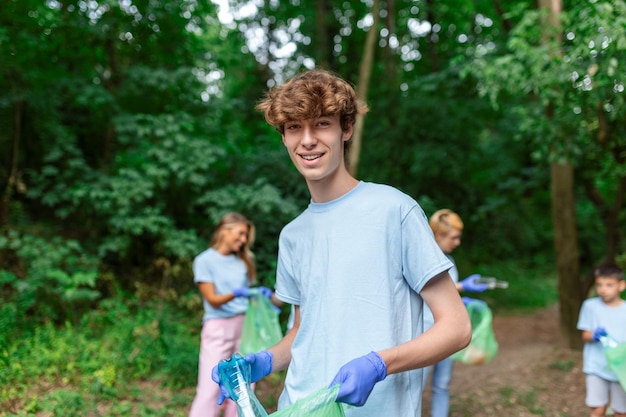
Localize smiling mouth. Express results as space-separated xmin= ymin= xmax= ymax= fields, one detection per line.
xmin=300 ymin=153 xmax=323 ymax=161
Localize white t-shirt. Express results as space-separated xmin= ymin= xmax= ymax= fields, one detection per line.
xmin=577 ymin=297 xmax=626 ymax=381
xmin=193 ymin=248 xmax=249 ymax=322
xmin=274 ymin=181 xmax=452 ymax=417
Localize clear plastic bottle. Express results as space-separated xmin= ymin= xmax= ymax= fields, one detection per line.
xmin=476 ymin=276 xmax=509 ymax=289
xmin=599 ymin=334 xmax=619 ymax=349
xmin=217 ymin=353 xmax=269 ymax=417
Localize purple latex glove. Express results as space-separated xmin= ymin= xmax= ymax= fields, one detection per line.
xmin=210 ymin=350 xmax=273 ymax=405
xmin=592 ymin=327 xmax=607 ymax=342
xmin=330 ymin=351 xmax=387 ymax=407
xmin=257 ymin=286 xmax=281 ymax=312
xmin=232 ymin=286 xmax=250 ymax=297
xmin=244 ymin=350 xmax=273 ymax=383
xmin=258 ymin=286 xmax=273 ymax=299
xmin=459 ymin=274 xmax=489 ymax=292
xmin=461 ymin=296 xmax=486 ymax=307
xmin=211 ymin=365 xmax=229 ymax=405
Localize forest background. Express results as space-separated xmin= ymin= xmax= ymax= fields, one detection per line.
xmin=0 ymin=0 xmax=625 ymax=416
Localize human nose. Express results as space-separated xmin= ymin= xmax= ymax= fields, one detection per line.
xmin=300 ymin=125 xmax=317 ymax=147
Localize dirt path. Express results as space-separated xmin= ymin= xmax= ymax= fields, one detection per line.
xmin=422 ymin=305 xmax=587 ymax=417
xmin=256 ymin=305 xmax=587 ymax=417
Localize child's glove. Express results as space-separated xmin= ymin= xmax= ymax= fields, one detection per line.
xmin=459 ymin=274 xmax=489 ymax=292
xmin=592 ymin=327 xmax=607 ymax=342
xmin=232 ymin=286 xmax=251 ymax=297
xmin=210 ymin=350 xmax=273 ymax=405
xmin=330 ymin=351 xmax=387 ymax=406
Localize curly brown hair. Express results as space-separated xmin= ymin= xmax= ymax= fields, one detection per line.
xmin=256 ymin=69 xmax=369 ymax=134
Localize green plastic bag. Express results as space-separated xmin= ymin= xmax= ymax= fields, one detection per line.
xmin=605 ymin=342 xmax=626 ymax=391
xmin=451 ymin=299 xmax=498 ymax=365
xmin=271 ymin=386 xmax=345 ymax=417
xmin=240 ymin=292 xmax=283 ymax=355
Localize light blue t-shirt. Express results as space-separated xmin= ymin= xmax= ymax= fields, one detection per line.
xmin=193 ymin=248 xmax=249 ymax=323
xmin=274 ymin=181 xmax=452 ymax=417
xmin=577 ymin=297 xmax=626 ymax=381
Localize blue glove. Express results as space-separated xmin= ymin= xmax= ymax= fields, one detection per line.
xmin=258 ymin=286 xmax=273 ymax=298
xmin=330 ymin=351 xmax=387 ymax=407
xmin=232 ymin=286 xmax=250 ymax=298
xmin=210 ymin=351 xmax=273 ymax=405
xmin=459 ymin=274 xmax=489 ymax=292
xmin=211 ymin=365 xmax=229 ymax=405
xmin=461 ymin=296 xmax=486 ymax=307
xmin=592 ymin=327 xmax=607 ymax=342
xmin=245 ymin=350 xmax=273 ymax=383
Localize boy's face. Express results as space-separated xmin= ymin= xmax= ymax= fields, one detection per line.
xmin=281 ymin=114 xmax=352 ymax=184
xmin=595 ymin=276 xmax=626 ymax=304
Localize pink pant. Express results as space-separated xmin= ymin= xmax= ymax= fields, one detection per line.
xmin=189 ymin=314 xmax=245 ymax=417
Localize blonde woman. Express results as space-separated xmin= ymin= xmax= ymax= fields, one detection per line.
xmin=189 ymin=212 xmax=269 ymax=417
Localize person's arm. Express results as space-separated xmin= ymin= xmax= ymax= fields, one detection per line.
xmin=267 ymin=304 xmax=299 ymax=370
xmin=270 ymin=292 xmax=284 ymax=307
xmin=197 ymin=282 xmax=248 ymax=308
xmin=329 ymin=272 xmax=471 ymax=406
xmin=582 ymin=327 xmax=607 ymax=343
xmin=378 ymin=272 xmax=472 ymax=374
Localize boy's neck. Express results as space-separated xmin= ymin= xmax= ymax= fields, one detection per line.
xmin=307 ymin=173 xmax=359 ymax=203
xmin=603 ymin=297 xmax=625 ymax=307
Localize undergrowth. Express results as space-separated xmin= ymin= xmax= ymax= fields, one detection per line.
xmin=0 ymin=261 xmax=559 ymax=416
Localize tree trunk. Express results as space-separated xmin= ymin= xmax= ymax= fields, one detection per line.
xmin=348 ymin=0 xmax=379 ymax=177
xmin=1 ymin=99 xmax=23 ymax=227
xmin=551 ymin=162 xmax=583 ymax=349
xmin=315 ymin=0 xmax=331 ymax=69
xmin=539 ymin=0 xmax=583 ymax=349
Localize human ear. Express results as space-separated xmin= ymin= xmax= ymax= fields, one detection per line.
xmin=342 ymin=124 xmax=354 ymax=141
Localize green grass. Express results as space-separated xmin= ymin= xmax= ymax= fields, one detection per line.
xmin=0 ymin=297 xmax=199 ymax=417
xmin=0 ymin=261 xmax=558 ymax=416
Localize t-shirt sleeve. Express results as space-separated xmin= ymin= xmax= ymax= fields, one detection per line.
xmin=577 ymin=300 xmax=592 ymax=331
xmin=275 ymin=232 xmax=300 ymax=305
xmin=401 ymin=205 xmax=453 ymax=293
xmin=193 ymin=254 xmax=213 ymax=284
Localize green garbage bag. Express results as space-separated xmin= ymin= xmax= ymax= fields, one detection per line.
xmin=271 ymin=386 xmax=345 ymax=417
xmin=240 ymin=291 xmax=283 ymax=355
xmin=451 ymin=299 xmax=498 ymax=365
xmin=605 ymin=342 xmax=626 ymax=391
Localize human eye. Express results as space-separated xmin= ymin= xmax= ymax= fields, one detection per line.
xmin=317 ymin=118 xmax=332 ymax=127
xmin=285 ymin=121 xmax=301 ymax=130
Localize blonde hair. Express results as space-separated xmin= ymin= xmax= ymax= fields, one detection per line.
xmin=210 ymin=212 xmax=256 ymax=282
xmin=429 ymin=209 xmax=464 ymax=236
xmin=256 ymin=68 xmax=369 ymax=135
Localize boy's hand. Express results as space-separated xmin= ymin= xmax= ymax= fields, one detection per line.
xmin=330 ymin=351 xmax=387 ymax=406
xmin=245 ymin=350 xmax=273 ymax=383
xmin=592 ymin=327 xmax=607 ymax=342
xmin=210 ymin=351 xmax=273 ymax=405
